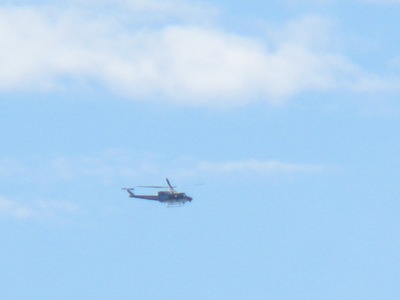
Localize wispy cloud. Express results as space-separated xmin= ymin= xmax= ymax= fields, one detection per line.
xmin=360 ymin=0 xmax=400 ymax=4
xmin=46 ymin=150 xmax=153 ymax=182
xmin=0 ymin=158 xmax=27 ymax=178
xmin=0 ymin=196 xmax=79 ymax=221
xmin=289 ymin=0 xmax=400 ymax=5
xmin=0 ymin=1 xmax=395 ymax=106
xmin=0 ymin=151 xmax=327 ymax=184
xmin=0 ymin=150 xmax=161 ymax=184
xmin=198 ymin=159 xmax=326 ymax=174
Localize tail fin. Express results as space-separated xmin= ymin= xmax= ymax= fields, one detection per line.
xmin=122 ymin=188 xmax=135 ymax=197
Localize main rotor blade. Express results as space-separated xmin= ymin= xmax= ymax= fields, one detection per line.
xmin=180 ymin=183 xmax=204 ymax=187
xmin=137 ymin=185 xmax=170 ymax=188
xmin=136 ymin=179 xmax=177 ymax=190
xmin=166 ymin=178 xmax=174 ymax=189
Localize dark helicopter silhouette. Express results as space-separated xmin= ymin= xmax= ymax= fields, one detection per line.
xmin=123 ymin=178 xmax=192 ymax=207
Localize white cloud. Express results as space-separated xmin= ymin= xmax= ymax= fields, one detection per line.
xmin=350 ymin=74 xmax=400 ymax=94
xmin=0 ymin=196 xmax=79 ymax=220
xmin=0 ymin=1 xmax=387 ymax=106
xmin=198 ymin=160 xmax=326 ymax=174
xmin=62 ymin=0 xmax=218 ymax=23
xmin=360 ymin=0 xmax=400 ymax=4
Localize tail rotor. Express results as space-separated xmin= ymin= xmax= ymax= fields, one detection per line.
xmin=122 ymin=188 xmax=135 ymax=197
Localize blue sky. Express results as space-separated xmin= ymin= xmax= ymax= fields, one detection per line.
xmin=1 ymin=0 xmax=400 ymax=299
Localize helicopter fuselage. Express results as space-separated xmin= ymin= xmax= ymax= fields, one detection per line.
xmin=129 ymin=191 xmax=192 ymax=204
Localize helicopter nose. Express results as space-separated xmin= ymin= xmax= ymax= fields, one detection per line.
xmin=187 ymin=196 xmax=193 ymax=202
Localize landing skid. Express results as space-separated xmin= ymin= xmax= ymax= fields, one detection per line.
xmin=166 ymin=202 xmax=185 ymax=207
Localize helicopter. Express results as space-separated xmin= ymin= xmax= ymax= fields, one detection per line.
xmin=122 ymin=178 xmax=193 ymax=207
